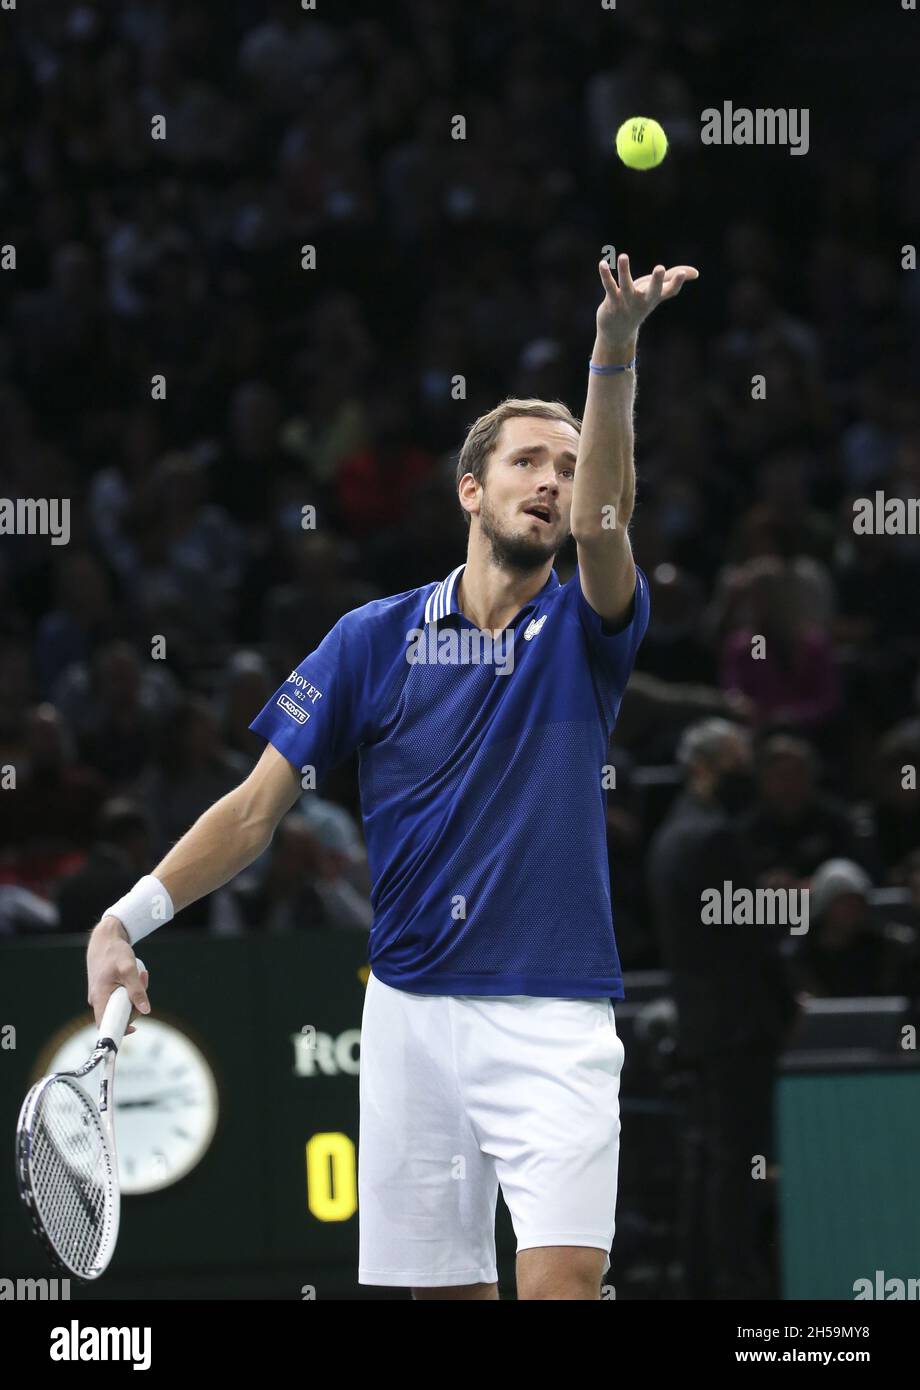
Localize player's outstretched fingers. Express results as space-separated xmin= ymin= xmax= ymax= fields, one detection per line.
xmin=598 ymin=259 xmax=621 ymax=299
xmin=662 ymin=265 xmax=700 ymax=299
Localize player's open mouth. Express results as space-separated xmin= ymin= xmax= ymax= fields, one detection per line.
xmin=523 ymin=505 xmax=554 ymax=525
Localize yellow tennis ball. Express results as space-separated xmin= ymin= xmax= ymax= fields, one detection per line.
xmin=615 ymin=117 xmax=668 ymax=170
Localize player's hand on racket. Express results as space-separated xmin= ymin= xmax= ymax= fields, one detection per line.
xmin=86 ymin=916 xmax=150 ymax=1036
xmin=596 ymin=253 xmax=699 ymax=346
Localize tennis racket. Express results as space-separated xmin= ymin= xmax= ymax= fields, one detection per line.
xmin=14 ymin=959 xmax=147 ymax=1281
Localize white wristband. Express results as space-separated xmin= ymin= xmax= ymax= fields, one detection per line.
xmin=104 ymin=874 xmax=174 ymax=946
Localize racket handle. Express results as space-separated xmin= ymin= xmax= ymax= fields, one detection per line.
xmin=97 ymin=957 xmax=147 ymax=1049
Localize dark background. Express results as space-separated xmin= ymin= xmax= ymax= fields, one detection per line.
xmin=1 ymin=0 xmax=919 ymax=1300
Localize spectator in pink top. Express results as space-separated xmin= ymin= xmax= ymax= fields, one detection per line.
xmin=719 ymin=558 xmax=839 ymax=730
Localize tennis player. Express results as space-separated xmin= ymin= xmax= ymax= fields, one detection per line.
xmin=86 ymin=255 xmax=697 ymax=1299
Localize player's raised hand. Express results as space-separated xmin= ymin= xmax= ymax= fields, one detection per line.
xmin=596 ymin=254 xmax=699 ymax=345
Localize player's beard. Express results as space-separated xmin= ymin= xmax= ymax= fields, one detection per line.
xmin=478 ymin=490 xmax=560 ymax=574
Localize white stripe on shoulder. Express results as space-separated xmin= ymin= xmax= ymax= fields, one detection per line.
xmin=440 ymin=565 xmax=464 ymax=618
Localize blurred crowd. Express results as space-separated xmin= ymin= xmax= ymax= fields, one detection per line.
xmin=1 ymin=0 xmax=919 ymax=1020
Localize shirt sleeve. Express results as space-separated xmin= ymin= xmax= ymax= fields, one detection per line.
xmin=571 ymin=562 xmax=651 ymax=691
xmin=248 ymin=612 xmax=371 ymax=786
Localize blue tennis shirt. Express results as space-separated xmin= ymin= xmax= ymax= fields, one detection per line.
xmin=249 ymin=561 xmax=650 ymax=999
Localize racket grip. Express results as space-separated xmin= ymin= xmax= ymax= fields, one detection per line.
xmin=97 ymin=958 xmax=146 ymax=1048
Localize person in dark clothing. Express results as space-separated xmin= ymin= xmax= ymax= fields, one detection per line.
xmin=740 ymin=734 xmax=876 ymax=881
xmin=227 ymin=813 xmax=328 ymax=933
xmin=647 ymin=718 xmax=797 ymax=1300
xmin=54 ymin=798 xmax=153 ymax=934
xmin=0 ymin=703 xmax=107 ymax=856
xmin=870 ymin=722 xmax=920 ymax=875
xmin=792 ymin=858 xmax=917 ymax=998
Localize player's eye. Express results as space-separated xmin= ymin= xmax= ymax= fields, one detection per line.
xmin=515 ymin=457 xmax=532 ymax=466
xmin=561 ymin=468 xmax=575 ymax=479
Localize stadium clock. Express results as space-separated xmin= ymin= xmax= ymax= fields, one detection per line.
xmin=41 ymin=1015 xmax=219 ymax=1194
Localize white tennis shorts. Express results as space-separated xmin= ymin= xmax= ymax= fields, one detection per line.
xmin=357 ymin=970 xmax=626 ymax=1288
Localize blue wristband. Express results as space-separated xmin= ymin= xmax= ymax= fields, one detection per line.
xmin=589 ymin=357 xmax=636 ymax=374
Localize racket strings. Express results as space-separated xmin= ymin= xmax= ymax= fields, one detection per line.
xmin=28 ymin=1078 xmax=114 ymax=1277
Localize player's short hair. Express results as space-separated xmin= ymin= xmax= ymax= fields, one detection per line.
xmin=455 ymin=398 xmax=581 ymax=529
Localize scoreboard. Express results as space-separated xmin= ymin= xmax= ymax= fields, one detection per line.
xmin=3 ymin=934 xmax=919 ymax=1299
xmin=0 ymin=931 xmax=516 ymax=1299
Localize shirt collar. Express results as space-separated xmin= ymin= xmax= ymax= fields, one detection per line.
xmin=424 ymin=564 xmax=560 ymax=624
